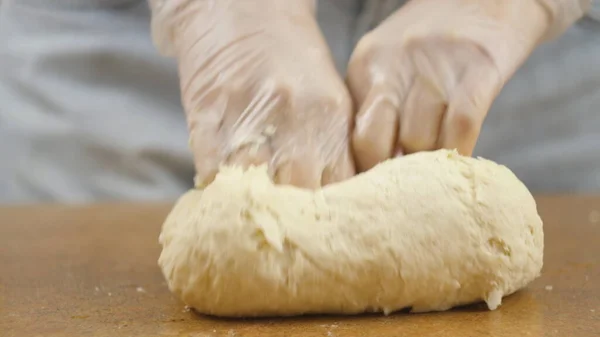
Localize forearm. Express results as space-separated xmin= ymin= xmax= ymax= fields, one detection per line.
xmin=147 ymin=0 xmax=317 ymax=57
xmin=147 ymin=0 xmax=194 ymax=57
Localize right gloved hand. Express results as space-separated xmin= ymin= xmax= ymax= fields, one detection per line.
xmin=149 ymin=0 xmax=355 ymax=189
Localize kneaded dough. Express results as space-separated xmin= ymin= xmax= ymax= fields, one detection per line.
xmin=158 ymin=149 xmax=543 ymax=317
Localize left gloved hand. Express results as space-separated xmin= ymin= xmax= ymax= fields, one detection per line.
xmin=148 ymin=0 xmax=355 ymax=189
xmin=347 ymin=0 xmax=589 ymax=172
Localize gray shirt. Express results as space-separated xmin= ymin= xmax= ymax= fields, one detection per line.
xmin=0 ymin=0 xmax=599 ymax=203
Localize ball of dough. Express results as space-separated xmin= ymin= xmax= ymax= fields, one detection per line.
xmin=158 ymin=149 xmax=543 ymax=317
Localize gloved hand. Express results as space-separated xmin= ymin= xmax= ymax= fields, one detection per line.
xmin=347 ymin=0 xmax=590 ymax=172
xmin=148 ymin=0 xmax=354 ymax=188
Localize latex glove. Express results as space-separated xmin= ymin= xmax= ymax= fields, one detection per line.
xmin=347 ymin=0 xmax=590 ymax=172
xmin=148 ymin=0 xmax=354 ymax=188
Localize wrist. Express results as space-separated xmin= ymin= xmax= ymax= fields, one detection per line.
xmin=534 ymin=0 xmax=591 ymax=41
xmin=459 ymin=0 xmax=551 ymax=81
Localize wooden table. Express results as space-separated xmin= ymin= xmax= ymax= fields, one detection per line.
xmin=1 ymin=196 xmax=599 ymax=337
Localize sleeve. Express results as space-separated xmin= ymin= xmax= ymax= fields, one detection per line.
xmin=537 ymin=0 xmax=592 ymax=40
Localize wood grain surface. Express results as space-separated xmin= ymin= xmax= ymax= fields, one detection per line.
xmin=1 ymin=196 xmax=599 ymax=337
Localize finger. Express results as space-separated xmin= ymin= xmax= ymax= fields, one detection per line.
xmin=187 ymin=100 xmax=225 ymax=187
xmin=274 ymin=156 xmax=324 ymax=189
xmin=351 ymin=86 xmax=400 ymax=172
xmin=399 ymin=76 xmax=446 ymax=154
xmin=193 ymin=167 xmax=218 ymax=189
xmin=189 ymin=128 xmax=221 ymax=188
xmin=321 ymin=148 xmax=356 ymax=186
xmin=439 ymin=63 xmax=502 ymax=156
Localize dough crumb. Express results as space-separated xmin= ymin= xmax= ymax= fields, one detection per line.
xmin=485 ymin=289 xmax=503 ymax=310
xmin=545 ymin=285 xmax=553 ymax=291
xmin=136 ymin=287 xmax=146 ymax=293
xmin=263 ymin=124 xmax=276 ymax=136
xmin=320 ymin=324 xmax=338 ymax=328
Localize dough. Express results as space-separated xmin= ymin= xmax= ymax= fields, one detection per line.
xmin=158 ymin=149 xmax=543 ymax=317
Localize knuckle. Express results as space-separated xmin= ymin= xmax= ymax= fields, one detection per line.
xmin=350 ymin=33 xmax=383 ymax=67
xmin=347 ymin=34 xmax=395 ymax=98
xmin=259 ymin=78 xmax=293 ymax=103
xmin=447 ymin=109 xmax=479 ymax=135
xmin=297 ymin=88 xmax=353 ymax=121
xmin=321 ymin=94 xmax=353 ymax=117
xmin=260 ymin=79 xmax=351 ymax=112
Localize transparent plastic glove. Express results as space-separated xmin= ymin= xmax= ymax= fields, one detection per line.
xmin=347 ymin=0 xmax=590 ymax=172
xmin=149 ymin=0 xmax=354 ymax=188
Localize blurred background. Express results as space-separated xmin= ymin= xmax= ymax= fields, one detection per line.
xmin=0 ymin=0 xmax=599 ymax=204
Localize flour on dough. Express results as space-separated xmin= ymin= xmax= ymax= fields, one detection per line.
xmin=158 ymin=149 xmax=544 ymax=317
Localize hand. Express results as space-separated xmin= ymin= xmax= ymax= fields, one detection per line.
xmin=159 ymin=0 xmax=355 ymax=188
xmin=347 ymin=0 xmax=555 ymax=172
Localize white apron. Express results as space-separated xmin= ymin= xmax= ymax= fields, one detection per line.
xmin=1 ymin=0 xmax=599 ymax=203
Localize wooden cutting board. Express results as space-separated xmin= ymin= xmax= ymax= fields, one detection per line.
xmin=1 ymin=196 xmax=599 ymax=337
